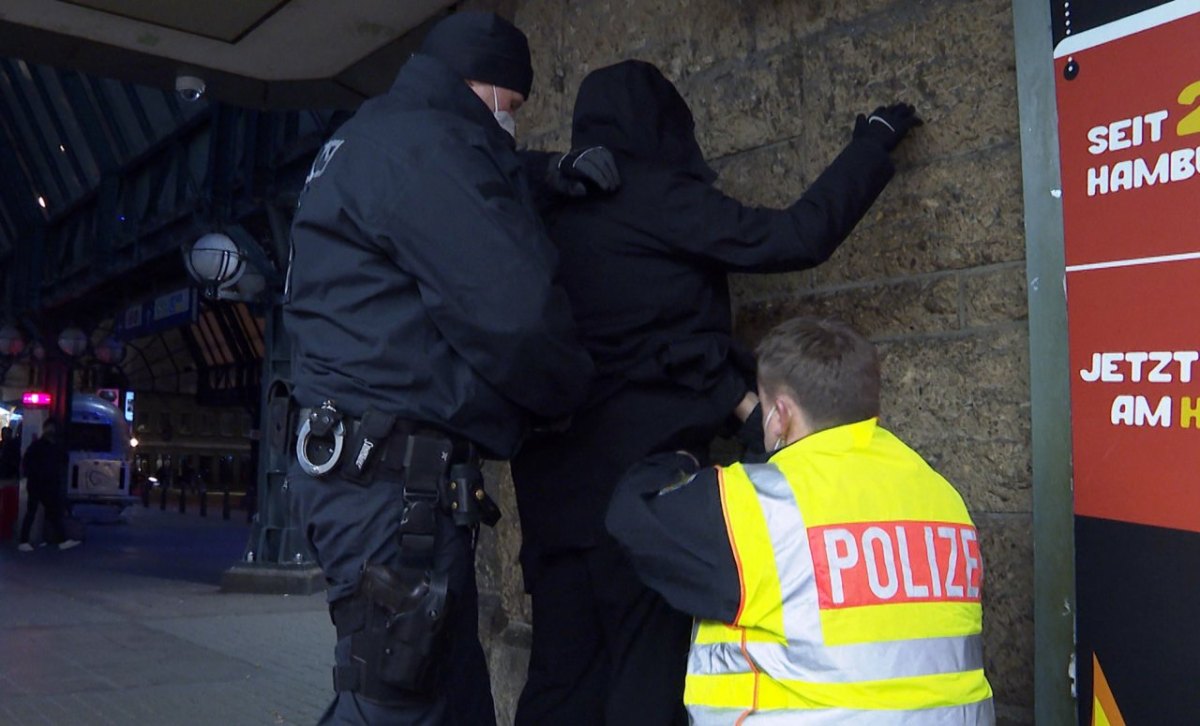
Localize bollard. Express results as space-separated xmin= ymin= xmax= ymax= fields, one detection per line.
xmin=222 ymin=483 xmax=231 ymax=521
xmin=0 ymin=482 xmax=16 ymax=542
xmin=199 ymin=487 xmax=208 ymax=517
xmin=141 ymin=480 xmax=150 ymax=508
xmin=160 ymin=481 xmax=168 ymax=510
xmin=178 ymin=483 xmax=186 ymax=514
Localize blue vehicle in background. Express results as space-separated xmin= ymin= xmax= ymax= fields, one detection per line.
xmin=66 ymin=393 xmax=137 ymax=511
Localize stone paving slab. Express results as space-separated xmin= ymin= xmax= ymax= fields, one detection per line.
xmin=0 ymin=506 xmax=334 ymax=725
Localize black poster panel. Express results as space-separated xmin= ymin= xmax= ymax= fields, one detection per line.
xmin=1049 ymin=0 xmax=1174 ymax=45
xmin=1075 ymin=516 xmax=1200 ymax=723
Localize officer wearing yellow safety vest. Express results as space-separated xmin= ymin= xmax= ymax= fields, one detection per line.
xmin=606 ymin=317 xmax=994 ymax=724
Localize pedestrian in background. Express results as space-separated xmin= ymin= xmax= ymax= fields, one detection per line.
xmin=18 ymin=420 xmax=80 ymax=552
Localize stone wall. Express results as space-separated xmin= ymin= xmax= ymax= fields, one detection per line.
xmin=470 ymin=1 xmax=1033 ymax=723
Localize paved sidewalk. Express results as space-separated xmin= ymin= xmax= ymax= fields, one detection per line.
xmin=0 ymin=505 xmax=333 ymax=725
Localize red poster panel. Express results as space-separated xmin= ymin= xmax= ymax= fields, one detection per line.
xmin=1066 ymin=261 xmax=1200 ymax=532
xmin=1056 ymin=6 xmax=1200 ymax=535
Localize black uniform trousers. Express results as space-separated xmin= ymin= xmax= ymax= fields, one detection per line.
xmin=513 ymin=385 xmax=734 ymax=726
xmin=515 ymin=540 xmax=691 ymax=726
xmin=289 ymin=462 xmax=496 ymax=726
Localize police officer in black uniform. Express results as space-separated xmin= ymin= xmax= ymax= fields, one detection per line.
xmin=284 ymin=12 xmax=602 ymax=725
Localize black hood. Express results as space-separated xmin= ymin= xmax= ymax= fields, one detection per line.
xmin=571 ymin=60 xmax=716 ymax=182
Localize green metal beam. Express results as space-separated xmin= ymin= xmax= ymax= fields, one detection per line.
xmin=1012 ymin=0 xmax=1076 ymax=723
xmin=0 ymin=61 xmax=70 ymax=206
xmin=27 ymin=66 xmax=89 ymax=191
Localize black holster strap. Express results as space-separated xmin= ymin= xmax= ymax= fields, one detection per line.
xmin=398 ymin=497 xmax=438 ymax=571
xmin=403 ymin=434 xmax=452 ymax=499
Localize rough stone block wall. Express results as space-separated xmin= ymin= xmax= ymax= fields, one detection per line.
xmin=469 ymin=1 xmax=1033 ymax=723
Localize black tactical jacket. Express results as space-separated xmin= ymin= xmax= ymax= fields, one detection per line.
xmin=284 ymin=54 xmax=593 ymax=459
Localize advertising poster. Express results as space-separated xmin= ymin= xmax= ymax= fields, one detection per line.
xmin=1053 ymin=1 xmax=1200 ymax=722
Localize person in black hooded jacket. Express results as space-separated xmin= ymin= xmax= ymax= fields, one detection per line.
xmin=510 ymin=60 xmax=920 ymax=725
xmin=18 ymin=420 xmax=79 ymax=551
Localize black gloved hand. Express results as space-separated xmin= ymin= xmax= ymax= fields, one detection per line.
xmin=852 ymin=103 xmax=922 ymax=152
xmin=548 ymin=146 xmax=620 ymax=197
xmin=737 ymin=402 xmax=767 ymax=460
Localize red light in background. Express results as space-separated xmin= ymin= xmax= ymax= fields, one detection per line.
xmin=22 ymin=392 xmax=52 ymax=406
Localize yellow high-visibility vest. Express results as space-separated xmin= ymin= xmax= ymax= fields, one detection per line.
xmin=685 ymin=418 xmax=994 ymax=724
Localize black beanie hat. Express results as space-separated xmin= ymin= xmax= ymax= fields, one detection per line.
xmin=420 ymin=12 xmax=533 ymax=98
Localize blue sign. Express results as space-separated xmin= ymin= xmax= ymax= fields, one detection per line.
xmin=116 ymin=288 xmax=197 ymax=339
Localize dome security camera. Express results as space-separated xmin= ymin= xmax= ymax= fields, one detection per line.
xmin=175 ymin=75 xmax=206 ymax=102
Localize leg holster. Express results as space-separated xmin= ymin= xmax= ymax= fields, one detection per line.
xmin=332 ymin=564 xmax=450 ymax=703
xmin=330 ymin=434 xmax=458 ymax=702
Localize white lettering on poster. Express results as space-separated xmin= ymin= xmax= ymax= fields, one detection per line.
xmin=1079 ymin=351 xmax=1199 ymax=429
xmin=1082 ymin=107 xmax=1200 ymax=196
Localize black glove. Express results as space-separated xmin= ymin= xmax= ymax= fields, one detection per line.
xmin=852 ymin=103 xmax=922 ymax=152
xmin=736 ymin=403 xmax=768 ymax=460
xmin=547 ymin=146 xmax=620 ymax=197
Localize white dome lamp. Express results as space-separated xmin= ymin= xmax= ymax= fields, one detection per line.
xmin=184 ymin=232 xmax=246 ymax=298
xmin=57 ymin=326 xmax=89 ymax=358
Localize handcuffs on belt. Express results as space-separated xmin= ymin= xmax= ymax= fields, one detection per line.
xmin=296 ymin=400 xmax=345 ymax=477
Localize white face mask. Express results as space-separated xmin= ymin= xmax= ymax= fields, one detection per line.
xmin=492 ymin=85 xmax=516 ymax=138
xmin=762 ymin=405 xmax=784 ymax=453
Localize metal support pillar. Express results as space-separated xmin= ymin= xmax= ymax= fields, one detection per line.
xmin=1013 ymin=0 xmax=1076 ymax=722
xmin=221 ymin=300 xmax=322 ymax=594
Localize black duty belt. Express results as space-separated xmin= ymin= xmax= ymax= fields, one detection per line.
xmin=295 ymin=402 xmax=498 ymax=529
xmin=296 ymin=405 xmax=470 ymax=478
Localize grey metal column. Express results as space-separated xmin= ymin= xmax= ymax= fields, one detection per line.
xmin=219 ymin=229 xmax=323 ymax=595
xmin=1012 ymin=0 xmax=1075 ymax=723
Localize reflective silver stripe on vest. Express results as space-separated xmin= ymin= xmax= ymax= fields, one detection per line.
xmin=689 ymin=463 xmax=983 ymax=684
xmin=739 ymin=463 xmax=824 ymax=641
xmin=689 ymin=634 xmax=985 ymax=682
xmin=688 ymin=705 xmax=749 ymax=726
xmin=688 ymin=697 xmax=995 ymax=725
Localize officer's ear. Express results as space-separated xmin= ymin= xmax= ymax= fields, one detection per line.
xmin=785 ymin=399 xmax=817 ymax=443
xmin=763 ymin=390 xmax=815 ymax=450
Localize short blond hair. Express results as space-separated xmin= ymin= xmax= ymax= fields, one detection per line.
xmin=755 ymin=317 xmax=880 ymax=432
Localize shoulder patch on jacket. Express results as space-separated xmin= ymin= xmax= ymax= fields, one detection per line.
xmin=306 ymin=138 xmax=345 ymax=186
xmin=657 ymin=471 xmax=699 ymax=496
